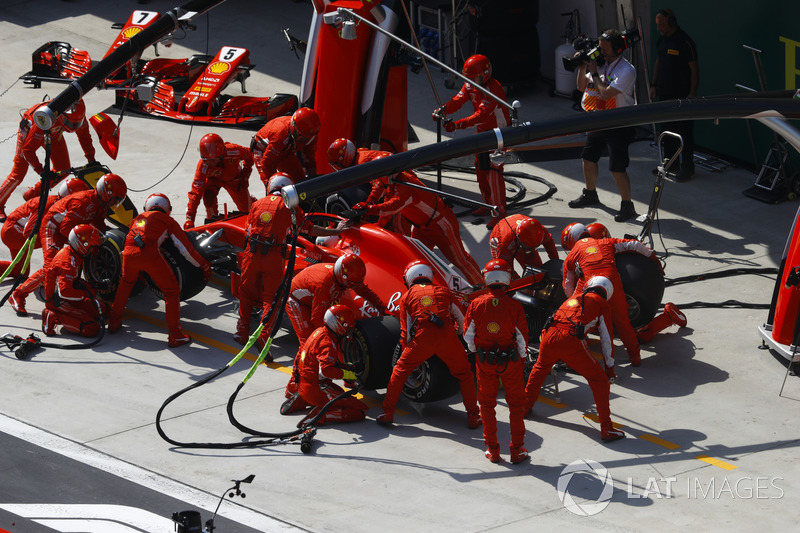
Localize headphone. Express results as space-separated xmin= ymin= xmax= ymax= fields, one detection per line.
xmin=600 ymin=31 xmax=625 ymax=55
xmin=657 ymin=8 xmax=678 ymax=28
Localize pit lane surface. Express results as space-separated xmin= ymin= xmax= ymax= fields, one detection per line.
xmin=1 ymin=1 xmax=800 ymax=532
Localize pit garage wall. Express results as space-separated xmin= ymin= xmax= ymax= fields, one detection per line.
xmin=539 ymin=0 xmax=800 ymax=169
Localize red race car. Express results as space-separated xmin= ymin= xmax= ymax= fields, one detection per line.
xmin=21 ymin=10 xmax=297 ymax=129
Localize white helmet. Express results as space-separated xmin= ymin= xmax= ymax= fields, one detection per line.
xmin=267 ymin=172 xmax=294 ymax=194
xmin=143 ymin=193 xmax=171 ymax=215
xmin=403 ymin=260 xmax=433 ymax=287
xmin=584 ymin=275 xmax=614 ymax=300
xmin=483 ymin=258 xmax=512 ymax=287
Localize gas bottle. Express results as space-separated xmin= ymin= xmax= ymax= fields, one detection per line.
xmin=555 ymin=40 xmax=577 ymax=97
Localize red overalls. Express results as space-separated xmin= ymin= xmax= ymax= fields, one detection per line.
xmin=251 ymin=116 xmax=316 ymax=186
xmin=109 ymin=210 xmax=207 ymax=340
xmin=441 ymin=78 xmax=510 ymax=215
xmin=186 ymin=142 xmax=254 ymax=224
xmin=489 ymin=214 xmax=559 ymax=276
xmin=525 ymin=292 xmax=616 ymax=433
xmin=365 ymin=171 xmax=483 ymax=286
xmin=464 ymin=288 xmax=529 ymax=453
xmin=381 ymin=282 xmax=478 ymax=419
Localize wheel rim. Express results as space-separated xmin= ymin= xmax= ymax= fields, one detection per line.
xmin=626 ymin=294 xmax=641 ymax=323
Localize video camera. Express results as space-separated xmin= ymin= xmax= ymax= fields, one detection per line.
xmin=561 ymin=28 xmax=640 ymax=72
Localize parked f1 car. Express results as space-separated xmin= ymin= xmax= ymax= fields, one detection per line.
xmin=85 ymin=207 xmax=665 ymax=403
xmin=21 ymin=10 xmax=298 ymax=128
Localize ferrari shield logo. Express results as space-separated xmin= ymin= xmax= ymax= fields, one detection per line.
xmin=491 ymin=298 xmax=499 ymax=307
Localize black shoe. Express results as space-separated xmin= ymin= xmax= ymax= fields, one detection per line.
xmin=675 ymin=167 xmax=695 ymax=182
xmin=614 ymin=201 xmax=637 ymax=222
xmin=568 ymin=188 xmax=599 ymax=208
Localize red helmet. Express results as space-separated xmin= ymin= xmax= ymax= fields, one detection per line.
xmin=291 ymin=107 xmax=320 ymax=143
xmin=584 ymin=275 xmax=614 ymax=300
xmin=199 ymin=133 xmax=225 ymax=160
xmin=334 ymin=253 xmax=366 ymax=287
xmin=516 ymin=218 xmax=546 ymax=250
xmin=96 ymin=173 xmax=127 ymax=209
xmin=68 ymin=224 xmax=102 ymax=256
xmin=561 ymin=222 xmax=589 ymax=251
xmin=58 ymin=177 xmax=90 ymax=199
xmin=586 ymin=222 xmax=610 ymax=239
xmin=63 ymin=99 xmax=87 ymax=132
xmin=327 ymin=138 xmax=357 ymax=170
xmin=403 ymin=260 xmax=433 ymax=287
xmin=323 ymin=304 xmax=357 ymax=336
xmin=144 ymin=193 xmax=171 ymax=215
xmin=267 ymin=172 xmax=294 ymax=194
xmin=463 ymin=54 xmax=492 ymax=85
xmin=483 ymin=258 xmax=512 ymax=287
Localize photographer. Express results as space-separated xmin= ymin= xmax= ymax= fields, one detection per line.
xmin=569 ymin=29 xmax=639 ymax=222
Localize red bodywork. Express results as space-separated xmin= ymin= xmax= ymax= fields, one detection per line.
xmin=190 ymin=212 xmax=474 ymax=320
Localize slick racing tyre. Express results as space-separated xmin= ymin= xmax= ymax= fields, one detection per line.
xmin=392 ymin=346 xmax=461 ymax=403
xmin=145 ymin=233 xmax=208 ymax=301
xmin=85 ymin=228 xmax=144 ymax=299
xmin=616 ymin=252 xmax=665 ymax=329
xmin=344 ymin=315 xmax=399 ymax=390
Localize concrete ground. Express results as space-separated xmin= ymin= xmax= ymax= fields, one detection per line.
xmin=1 ymin=1 xmax=799 ymax=531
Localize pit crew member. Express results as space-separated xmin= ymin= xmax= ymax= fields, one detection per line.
xmin=280 ymin=304 xmax=368 ymax=425
xmin=251 ymin=107 xmax=320 ymax=188
xmin=41 ymin=224 xmax=108 ymax=337
xmin=108 ymin=193 xmax=211 ymax=348
xmin=561 ymin=222 xmax=661 ymax=367
xmin=0 ymin=99 xmax=97 ymax=220
xmin=1 ymin=177 xmax=88 ymax=281
xmin=9 ymin=173 xmax=126 ymax=315
xmin=434 ymin=54 xmax=510 ymax=229
xmin=183 ymin=133 xmax=255 ymax=230
xmin=489 ymin=214 xmax=559 ymax=278
xmin=524 ymin=275 xmax=625 ymax=442
xmin=376 ymin=260 xmax=480 ymax=428
xmin=463 ymin=259 xmax=529 ymax=463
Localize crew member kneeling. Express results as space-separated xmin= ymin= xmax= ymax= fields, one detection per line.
xmin=281 ymin=304 xmax=368 ymax=426
xmin=42 ymin=224 xmax=108 ymax=337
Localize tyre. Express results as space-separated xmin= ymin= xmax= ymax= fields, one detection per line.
xmin=392 ymin=346 xmax=461 ymax=403
xmin=325 ymin=184 xmax=370 ymax=215
xmin=146 ymin=233 xmax=208 ymax=301
xmin=85 ymin=228 xmax=144 ymax=299
xmin=616 ymin=252 xmax=665 ymax=329
xmin=343 ymin=315 xmax=399 ymax=390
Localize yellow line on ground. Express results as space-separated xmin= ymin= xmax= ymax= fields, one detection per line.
xmin=638 ymin=434 xmax=681 ymax=450
xmin=695 ymin=454 xmax=738 ymax=470
xmin=537 ymin=395 xmax=568 ymax=409
xmin=582 ymin=413 xmax=624 ymax=429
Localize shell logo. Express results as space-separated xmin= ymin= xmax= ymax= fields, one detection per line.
xmin=420 ymin=296 xmax=433 ymax=307
xmin=587 ymin=246 xmax=598 ymax=254
xmin=259 ymin=212 xmax=272 ymax=223
xmin=567 ymin=298 xmax=579 ymax=307
xmin=136 ymin=219 xmax=146 ymax=228
xmin=487 ymin=322 xmax=500 ymax=333
xmin=208 ymin=62 xmax=230 ymax=75
xmin=122 ymin=27 xmax=142 ymax=39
